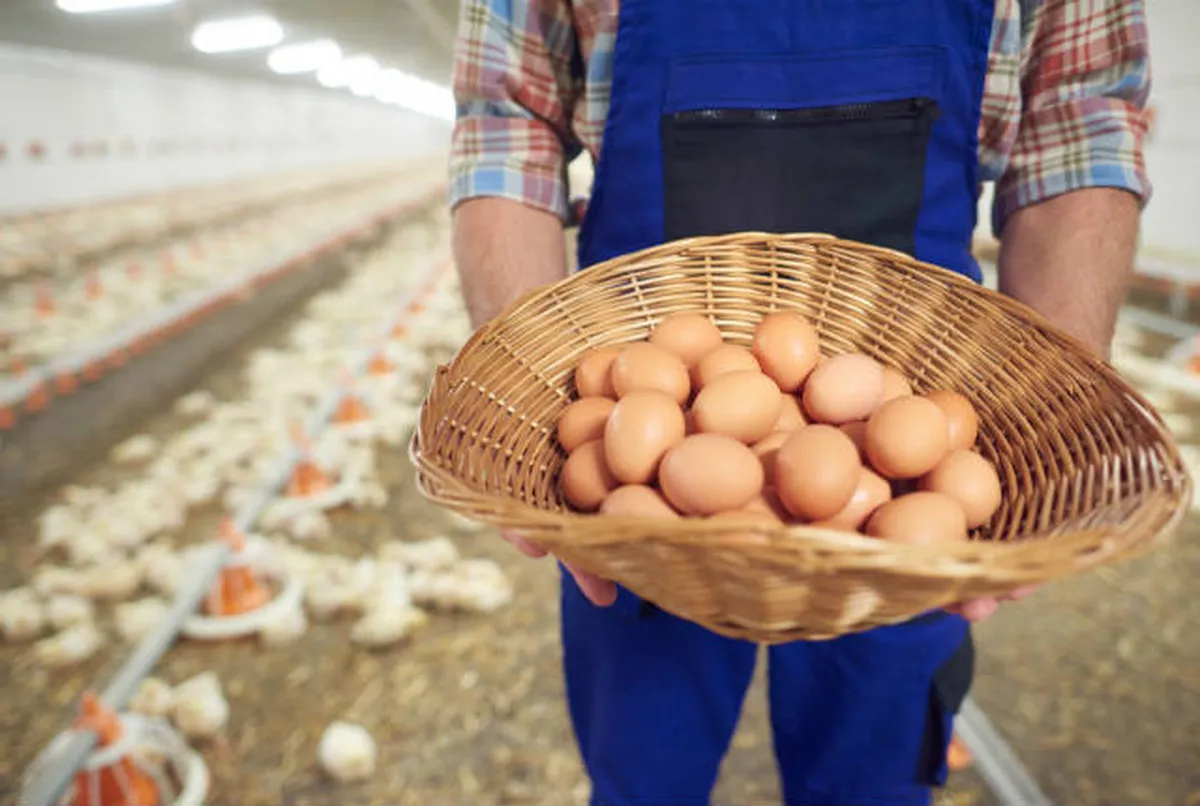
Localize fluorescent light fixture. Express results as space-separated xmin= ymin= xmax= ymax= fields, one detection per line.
xmin=57 ymin=0 xmax=177 ymax=12
xmin=317 ymin=54 xmax=378 ymax=89
xmin=267 ymin=39 xmax=341 ymax=75
xmin=191 ymin=15 xmax=284 ymax=54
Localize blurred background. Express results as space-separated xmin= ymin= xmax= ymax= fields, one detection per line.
xmin=0 ymin=1 xmax=1196 ymax=805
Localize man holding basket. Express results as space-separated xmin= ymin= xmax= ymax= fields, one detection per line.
xmin=449 ymin=1 xmax=1151 ymax=804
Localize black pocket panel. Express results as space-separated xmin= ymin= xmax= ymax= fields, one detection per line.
xmin=661 ymin=98 xmax=937 ymax=256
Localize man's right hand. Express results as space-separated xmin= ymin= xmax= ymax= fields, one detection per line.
xmin=502 ymin=530 xmax=618 ymax=606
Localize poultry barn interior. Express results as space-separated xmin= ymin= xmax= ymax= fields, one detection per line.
xmin=0 ymin=1 xmax=1197 ymax=805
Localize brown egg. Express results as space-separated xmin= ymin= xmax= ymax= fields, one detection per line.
xmin=775 ymin=424 xmax=861 ymax=521
xmin=865 ymin=491 xmax=968 ymax=544
xmin=773 ymin=393 xmax=807 ymax=432
xmin=802 ymin=353 xmax=885 ymax=424
xmin=924 ymin=390 xmax=980 ymax=450
xmin=575 ymin=346 xmax=621 ymax=398
xmin=865 ymin=396 xmax=949 ymax=479
xmin=752 ymin=311 xmax=822 ymax=392
xmin=742 ymin=488 xmax=790 ymax=522
xmin=751 ymin=431 xmax=791 ymax=486
xmin=603 ymin=391 xmax=686 ymax=484
xmin=706 ymin=509 xmax=779 ymax=546
xmin=919 ymin=449 xmax=1002 ymax=528
xmin=659 ymin=434 xmax=764 ymax=515
xmin=691 ymin=371 xmax=782 ymax=444
xmin=881 ymin=367 xmax=913 ymax=403
xmin=557 ymin=397 xmax=616 ymax=453
xmin=649 ymin=313 xmax=724 ymax=368
xmin=693 ymin=344 xmax=760 ymax=389
xmin=561 ymin=440 xmax=617 ymax=511
xmin=600 ymin=485 xmax=680 ymax=519
xmin=611 ymin=343 xmax=690 ymax=404
xmin=839 ymin=421 xmax=869 ymax=461
xmin=809 ymin=467 xmax=892 ymax=531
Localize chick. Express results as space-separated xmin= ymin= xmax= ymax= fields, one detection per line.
xmin=45 ymin=594 xmax=94 ymax=630
xmin=34 ymin=622 xmax=103 ymax=666
xmin=318 ymin=722 xmax=377 ymax=783
xmin=1 ymin=588 xmax=46 ymax=642
xmin=114 ymin=597 xmax=170 ymax=643
xmin=129 ymin=676 xmax=174 ymax=719
xmin=171 ymin=671 xmax=229 ymax=740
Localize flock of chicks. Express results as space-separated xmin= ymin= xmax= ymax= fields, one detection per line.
xmin=1 ymin=214 xmax=509 ymax=786
xmin=0 ymin=167 xmax=443 ymax=381
xmin=559 ymin=311 xmax=1002 ymax=542
xmin=0 ymin=159 xmax=412 ymax=282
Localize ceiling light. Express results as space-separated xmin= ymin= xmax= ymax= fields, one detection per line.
xmin=268 ymin=39 xmax=341 ymax=74
xmin=388 ymin=74 xmax=456 ymax=121
xmin=317 ymin=55 xmax=378 ymax=89
xmin=57 ymin=0 xmax=177 ymax=12
xmin=191 ymin=15 xmax=284 ymax=54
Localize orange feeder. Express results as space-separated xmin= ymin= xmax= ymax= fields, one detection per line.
xmin=947 ymin=732 xmax=973 ymax=772
xmin=24 ymin=382 xmax=50 ymax=413
xmin=85 ymin=271 xmax=103 ymax=301
xmin=35 ymin=283 xmax=56 ymax=317
xmin=56 ymin=372 xmax=79 ymax=395
xmin=204 ymin=519 xmax=272 ymax=617
xmin=390 ymin=322 xmax=408 ymax=339
xmin=0 ymin=406 xmax=14 ymax=430
xmin=70 ymin=693 xmax=161 ymax=806
xmin=286 ymin=424 xmax=331 ymax=498
xmin=367 ymin=351 xmax=393 ymax=376
xmin=335 ymin=393 xmax=370 ymax=425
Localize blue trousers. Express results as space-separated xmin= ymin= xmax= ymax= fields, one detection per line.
xmin=561 ymin=576 xmax=972 ymax=806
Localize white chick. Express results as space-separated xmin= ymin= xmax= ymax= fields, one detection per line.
xmin=38 ymin=505 xmax=79 ymax=550
xmin=114 ymin=597 xmax=170 ymax=643
xmin=136 ymin=544 xmax=182 ymax=597
xmin=111 ymin=434 xmax=158 ymax=464
xmin=286 ymin=509 xmax=332 ymax=542
xmin=410 ymin=559 xmax=513 ymax=614
xmin=305 ymin=558 xmax=376 ymax=620
xmin=32 ymin=566 xmax=84 ymax=597
xmin=77 ymin=561 xmax=143 ymax=600
xmin=129 ymin=676 xmax=175 ymax=719
xmin=258 ymin=602 xmax=308 ymax=646
xmin=45 ymin=594 xmax=94 ymax=630
xmin=379 ymin=537 xmax=459 ymax=572
xmin=171 ymin=672 xmax=229 ymax=740
xmin=351 ymin=565 xmax=425 ymax=648
xmin=318 ymin=722 xmax=377 ymax=783
xmin=1 ymin=588 xmax=46 ymax=642
xmin=34 ymin=622 xmax=103 ymax=666
xmin=347 ymin=480 xmax=387 ymax=510
xmin=174 ymin=390 xmax=215 ymax=417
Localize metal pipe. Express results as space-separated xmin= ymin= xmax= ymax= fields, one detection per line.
xmin=18 ymin=244 xmax=446 ymax=806
xmin=957 ymin=697 xmax=1054 ymax=806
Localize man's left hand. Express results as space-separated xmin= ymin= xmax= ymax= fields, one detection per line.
xmin=945 ymin=585 xmax=1038 ymax=622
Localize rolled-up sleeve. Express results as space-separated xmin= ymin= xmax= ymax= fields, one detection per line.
xmin=449 ymin=0 xmax=581 ymax=221
xmin=993 ymin=0 xmax=1152 ymax=235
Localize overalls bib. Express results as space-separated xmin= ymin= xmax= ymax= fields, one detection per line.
xmin=563 ymin=1 xmax=993 ymax=804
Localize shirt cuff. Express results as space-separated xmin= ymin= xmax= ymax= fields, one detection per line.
xmin=992 ymin=99 xmax=1152 ymax=237
xmin=448 ymin=116 xmax=569 ymax=221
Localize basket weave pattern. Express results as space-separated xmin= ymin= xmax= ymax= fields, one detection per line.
xmin=412 ymin=233 xmax=1192 ymax=642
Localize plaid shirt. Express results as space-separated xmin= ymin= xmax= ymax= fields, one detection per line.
xmin=450 ymin=0 xmax=1151 ymax=237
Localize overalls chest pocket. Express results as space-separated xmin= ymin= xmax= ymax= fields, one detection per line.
xmin=660 ymin=48 xmax=943 ymax=257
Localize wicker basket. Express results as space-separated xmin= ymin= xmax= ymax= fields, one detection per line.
xmin=411 ymin=232 xmax=1192 ymax=643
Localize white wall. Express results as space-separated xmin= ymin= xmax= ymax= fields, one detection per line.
xmin=1142 ymin=0 xmax=1200 ymax=259
xmin=0 ymin=43 xmax=450 ymax=215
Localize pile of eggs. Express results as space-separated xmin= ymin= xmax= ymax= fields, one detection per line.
xmin=556 ymin=312 xmax=1002 ymax=545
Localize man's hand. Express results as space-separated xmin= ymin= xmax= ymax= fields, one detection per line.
xmin=502 ymin=530 xmax=618 ymax=606
xmin=945 ymin=585 xmax=1038 ymax=622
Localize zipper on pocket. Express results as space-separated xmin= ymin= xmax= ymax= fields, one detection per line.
xmin=672 ymin=97 xmax=939 ymax=125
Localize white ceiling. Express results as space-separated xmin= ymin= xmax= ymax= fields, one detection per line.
xmin=0 ymin=0 xmax=458 ymax=88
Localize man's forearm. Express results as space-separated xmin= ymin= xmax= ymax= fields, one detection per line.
xmin=453 ymin=197 xmax=570 ymax=330
xmin=997 ymin=188 xmax=1141 ymax=360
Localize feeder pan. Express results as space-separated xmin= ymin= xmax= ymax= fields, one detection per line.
xmin=333 ymin=374 xmax=374 ymax=439
xmin=286 ymin=424 xmax=332 ymax=498
xmin=181 ymin=521 xmax=302 ymax=641
xmin=21 ymin=693 xmax=208 ymax=806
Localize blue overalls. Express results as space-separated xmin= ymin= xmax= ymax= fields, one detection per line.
xmin=564 ymin=1 xmax=993 ymax=805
